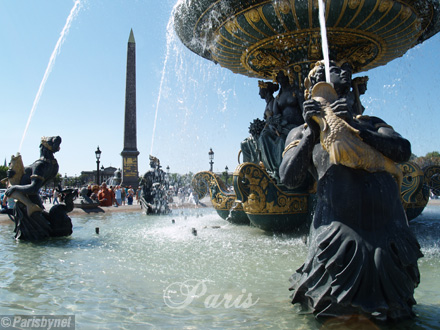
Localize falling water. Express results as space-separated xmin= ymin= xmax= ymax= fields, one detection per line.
xmin=318 ymin=0 xmax=331 ymax=83
xmin=18 ymin=0 xmax=81 ymax=152
xmin=146 ymin=0 xmax=237 ymax=172
xmin=150 ymin=13 xmax=175 ymax=156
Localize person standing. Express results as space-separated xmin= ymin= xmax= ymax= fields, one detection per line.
xmin=121 ymin=186 xmax=126 ymax=205
xmin=136 ymin=187 xmax=141 ymax=204
xmin=114 ymin=185 xmax=122 ymax=207
xmin=127 ymin=186 xmax=134 ymax=205
xmin=1 ymin=191 xmax=7 ymax=210
xmin=53 ymin=189 xmax=60 ymax=204
xmin=98 ymin=183 xmax=113 ymax=207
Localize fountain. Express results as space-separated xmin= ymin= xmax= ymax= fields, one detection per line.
xmin=139 ymin=155 xmax=172 ymax=215
xmin=181 ymin=0 xmax=440 ymax=232
xmin=173 ymin=0 xmax=440 ymax=323
xmin=1 ymin=2 xmax=440 ymax=328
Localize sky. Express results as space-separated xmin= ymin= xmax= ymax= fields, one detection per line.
xmin=1 ymin=0 xmax=440 ymax=178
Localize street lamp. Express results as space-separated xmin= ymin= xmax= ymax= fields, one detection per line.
xmin=225 ymin=165 xmax=229 ymax=185
xmin=166 ymin=165 xmax=170 ymax=174
xmin=209 ymin=148 xmax=214 ymax=172
xmin=101 ymin=165 xmax=105 ymax=185
xmin=95 ymin=146 xmax=101 ymax=185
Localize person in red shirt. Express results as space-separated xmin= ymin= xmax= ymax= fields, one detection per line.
xmin=98 ymin=183 xmax=113 ymax=207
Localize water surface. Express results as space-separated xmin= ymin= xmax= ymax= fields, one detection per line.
xmin=0 ymin=205 xmax=439 ymax=329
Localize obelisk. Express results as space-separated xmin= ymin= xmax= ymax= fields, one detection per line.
xmin=121 ymin=29 xmax=140 ymax=188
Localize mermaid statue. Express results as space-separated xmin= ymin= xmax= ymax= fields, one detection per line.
xmin=5 ymin=136 xmax=75 ymax=240
xmin=279 ymin=61 xmax=422 ymax=322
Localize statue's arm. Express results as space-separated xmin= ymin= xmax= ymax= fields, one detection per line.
xmin=5 ymin=167 xmax=44 ymax=197
xmin=279 ymin=125 xmax=316 ymax=188
xmin=353 ymin=117 xmax=411 ymax=162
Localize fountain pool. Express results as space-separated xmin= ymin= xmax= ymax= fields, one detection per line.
xmin=0 ymin=205 xmax=439 ymax=329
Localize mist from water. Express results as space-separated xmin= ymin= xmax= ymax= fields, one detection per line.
xmin=19 ymin=0 xmax=82 ymax=152
xmin=145 ymin=0 xmax=238 ymax=173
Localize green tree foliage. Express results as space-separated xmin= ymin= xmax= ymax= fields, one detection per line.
xmin=413 ymin=151 xmax=440 ymax=169
xmin=0 ymin=165 xmax=7 ymax=188
xmin=426 ymin=151 xmax=440 ymax=158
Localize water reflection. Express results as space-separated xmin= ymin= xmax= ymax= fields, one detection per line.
xmin=0 ymin=205 xmax=438 ymax=329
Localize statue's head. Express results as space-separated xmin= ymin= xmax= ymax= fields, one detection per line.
xmin=40 ymin=136 xmax=62 ymax=153
xmin=304 ymin=60 xmax=352 ymax=99
xmin=149 ymin=155 xmax=160 ymax=169
xmin=352 ymin=76 xmax=369 ymax=95
xmin=258 ymin=80 xmax=279 ymax=98
xmin=274 ymin=70 xmax=295 ymax=86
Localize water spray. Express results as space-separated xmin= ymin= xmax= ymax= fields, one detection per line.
xmin=150 ymin=13 xmax=175 ymax=156
xmin=19 ymin=0 xmax=82 ymax=152
xmin=318 ymin=0 xmax=331 ymax=84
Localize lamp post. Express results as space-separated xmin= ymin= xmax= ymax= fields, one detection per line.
xmin=225 ymin=165 xmax=229 ymax=186
xmin=95 ymin=146 xmax=101 ymax=185
xmin=209 ymin=148 xmax=214 ymax=172
xmin=166 ymin=166 xmax=170 ymax=183
xmin=101 ymin=165 xmax=105 ymax=185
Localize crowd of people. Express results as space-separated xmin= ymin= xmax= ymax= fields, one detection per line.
xmin=86 ymin=183 xmax=141 ymax=207
xmin=1 ymin=182 xmax=203 ymax=213
xmin=38 ymin=188 xmax=61 ymax=204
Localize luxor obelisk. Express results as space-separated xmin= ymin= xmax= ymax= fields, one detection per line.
xmin=121 ymin=29 xmax=140 ymax=188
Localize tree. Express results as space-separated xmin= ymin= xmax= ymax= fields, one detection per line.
xmin=0 ymin=165 xmax=7 ymax=188
xmin=412 ymin=151 xmax=440 ymax=169
xmin=425 ymin=151 xmax=440 ymax=158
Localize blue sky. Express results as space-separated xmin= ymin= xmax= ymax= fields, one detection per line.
xmin=1 ymin=0 xmax=440 ymax=178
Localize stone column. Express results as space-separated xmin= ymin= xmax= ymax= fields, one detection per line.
xmin=121 ymin=29 xmax=140 ymax=188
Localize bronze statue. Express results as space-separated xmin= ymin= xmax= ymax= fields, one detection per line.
xmin=139 ymin=155 xmax=171 ymax=215
xmin=239 ymin=81 xmax=278 ymax=165
xmin=240 ymin=74 xmax=305 ymax=182
xmin=279 ymin=61 xmax=422 ymax=321
xmin=5 ymin=136 xmax=75 ymax=240
xmin=258 ymin=71 xmax=304 ymax=181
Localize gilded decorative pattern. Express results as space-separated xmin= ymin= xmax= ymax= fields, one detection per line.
xmin=240 ymin=29 xmax=380 ymax=79
xmin=225 ymin=20 xmax=239 ymax=34
xmin=246 ymin=8 xmax=261 ymax=23
xmin=379 ymin=0 xmax=393 ymax=12
xmin=400 ymin=7 xmax=412 ymax=20
xmin=399 ymin=161 xmax=424 ymax=203
xmin=424 ymin=165 xmax=440 ymax=196
xmin=431 ymin=174 xmax=440 ymax=196
xmin=192 ymin=171 xmax=236 ymax=211
xmin=234 ymin=162 xmax=308 ymax=215
xmin=174 ymin=0 xmax=439 ymax=80
xmin=349 ymin=0 xmax=361 ymax=9
xmin=277 ymin=0 xmax=291 ymax=15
